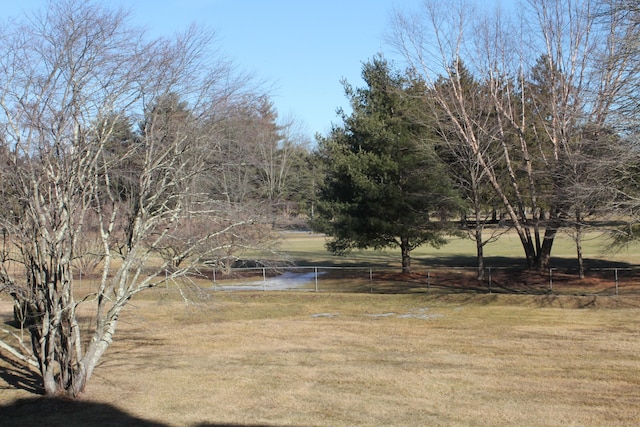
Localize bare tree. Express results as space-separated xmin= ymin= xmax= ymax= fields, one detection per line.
xmin=193 ymin=95 xmax=315 ymax=267
xmin=595 ymin=0 xmax=640 ymax=246
xmin=0 ymin=0 xmax=254 ymax=397
xmin=555 ymin=126 xmax=622 ymax=277
xmin=430 ymin=61 xmax=510 ymax=279
xmin=391 ymin=0 xmax=635 ymax=270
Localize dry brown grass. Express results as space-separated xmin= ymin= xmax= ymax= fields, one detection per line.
xmin=1 ymin=288 xmax=639 ymax=426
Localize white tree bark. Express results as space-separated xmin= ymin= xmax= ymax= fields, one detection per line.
xmin=0 ymin=0 xmax=255 ymax=397
xmin=390 ymin=0 xmax=635 ymax=269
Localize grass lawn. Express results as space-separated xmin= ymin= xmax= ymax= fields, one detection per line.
xmin=0 ymin=231 xmax=639 ymax=426
xmin=1 ymin=289 xmax=640 ymax=426
xmin=278 ymin=229 xmax=639 ymax=268
xmin=248 ymin=231 xmax=640 ymax=296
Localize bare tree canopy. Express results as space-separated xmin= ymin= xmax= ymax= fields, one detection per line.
xmin=390 ymin=0 xmax=639 ymax=269
xmin=0 ymin=0 xmax=259 ymax=397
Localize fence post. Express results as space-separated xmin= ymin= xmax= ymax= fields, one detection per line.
xmin=262 ymin=267 xmax=266 ymax=291
xmin=549 ymin=268 xmax=553 ymax=292
xmin=488 ymin=267 xmax=492 ymax=294
xmin=615 ymin=268 xmax=619 ymax=296
xmin=427 ymin=270 xmax=430 ymax=293
xmin=315 ymin=267 xmax=318 ymax=292
xmin=213 ymin=267 xmax=216 ymax=286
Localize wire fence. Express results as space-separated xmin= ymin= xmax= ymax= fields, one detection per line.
xmin=205 ymin=265 xmax=640 ymax=296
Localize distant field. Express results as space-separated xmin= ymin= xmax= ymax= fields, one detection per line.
xmin=239 ymin=231 xmax=640 ymax=296
xmin=277 ymin=229 xmax=639 ymax=268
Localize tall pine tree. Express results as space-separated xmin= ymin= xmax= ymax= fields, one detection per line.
xmin=314 ymin=56 xmax=461 ymax=273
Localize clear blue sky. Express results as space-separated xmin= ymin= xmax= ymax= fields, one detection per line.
xmin=2 ymin=0 xmax=424 ymax=139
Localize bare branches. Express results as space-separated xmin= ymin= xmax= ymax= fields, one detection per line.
xmin=0 ymin=0 xmax=262 ymax=397
xmin=390 ymin=0 xmax=638 ymax=270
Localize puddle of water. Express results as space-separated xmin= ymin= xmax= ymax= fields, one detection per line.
xmin=212 ymin=271 xmax=322 ymax=291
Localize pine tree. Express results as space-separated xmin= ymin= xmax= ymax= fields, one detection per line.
xmin=314 ymin=56 xmax=461 ymax=273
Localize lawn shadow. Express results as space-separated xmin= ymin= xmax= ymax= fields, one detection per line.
xmin=0 ymin=317 xmax=43 ymax=395
xmin=0 ymin=397 xmax=169 ymax=427
xmin=290 ymin=257 xmax=395 ymax=268
xmin=0 ymin=351 xmax=42 ymax=395
xmin=0 ymin=397 xmax=289 ymax=427
xmin=414 ymin=255 xmax=637 ymax=269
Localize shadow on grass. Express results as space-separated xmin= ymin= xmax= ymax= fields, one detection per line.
xmin=0 ymin=397 xmax=288 ymax=427
xmin=0 ymin=398 xmax=167 ymax=427
xmin=0 ymin=352 xmax=42 ymax=395
xmin=414 ymin=255 xmax=636 ymax=269
xmin=290 ymin=253 xmax=637 ymax=270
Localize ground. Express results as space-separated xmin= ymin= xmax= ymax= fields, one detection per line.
xmin=1 ymin=289 xmax=639 ymax=426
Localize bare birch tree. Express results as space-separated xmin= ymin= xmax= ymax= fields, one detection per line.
xmin=430 ymin=61 xmax=509 ymax=279
xmin=0 ymin=0 xmax=254 ymax=397
xmin=391 ymin=0 xmax=635 ymax=269
xmin=596 ymin=0 xmax=640 ymax=246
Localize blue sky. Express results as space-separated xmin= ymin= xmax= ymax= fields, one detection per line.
xmin=2 ymin=0 xmax=424 ymax=139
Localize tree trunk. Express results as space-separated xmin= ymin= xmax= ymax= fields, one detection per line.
xmin=400 ymin=237 xmax=411 ymax=274
xmin=473 ymin=199 xmax=486 ymax=280
xmin=510 ymin=215 xmax=558 ymax=271
xmin=37 ymin=315 xmax=117 ymax=397
xmin=42 ymin=370 xmax=58 ymax=397
xmin=575 ymin=211 xmax=584 ymax=279
xmin=536 ymin=213 xmax=560 ymax=271
xmin=515 ymin=229 xmax=538 ymax=269
xmin=476 ymin=229 xmax=485 ymax=280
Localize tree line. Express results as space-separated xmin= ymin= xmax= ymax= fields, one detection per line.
xmin=314 ymin=0 xmax=640 ymax=280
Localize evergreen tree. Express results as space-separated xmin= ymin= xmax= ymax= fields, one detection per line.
xmin=314 ymin=56 xmax=461 ymax=273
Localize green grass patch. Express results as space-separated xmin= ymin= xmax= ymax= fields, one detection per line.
xmin=278 ymin=230 xmax=639 ymax=269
